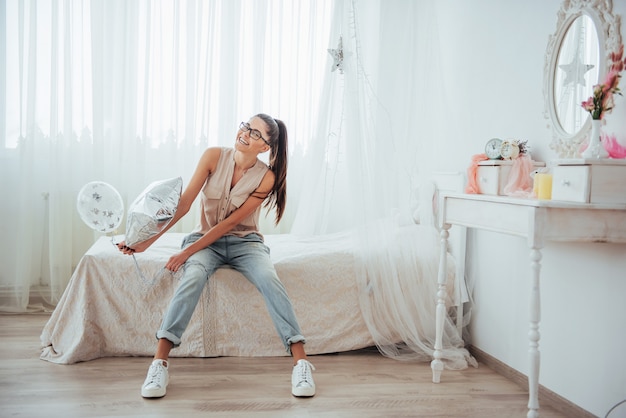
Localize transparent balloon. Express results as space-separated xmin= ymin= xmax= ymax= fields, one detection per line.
xmin=125 ymin=177 xmax=183 ymax=247
xmin=76 ymin=181 xmax=125 ymax=233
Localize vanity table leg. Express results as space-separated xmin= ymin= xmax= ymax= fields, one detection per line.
xmin=431 ymin=226 xmax=450 ymax=383
xmin=527 ymin=247 xmax=542 ymax=418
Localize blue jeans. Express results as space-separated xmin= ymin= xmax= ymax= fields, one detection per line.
xmin=156 ymin=233 xmax=306 ymax=353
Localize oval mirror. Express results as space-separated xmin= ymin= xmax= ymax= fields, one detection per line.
xmin=543 ymin=0 xmax=622 ymax=158
xmin=553 ymin=15 xmax=599 ymax=136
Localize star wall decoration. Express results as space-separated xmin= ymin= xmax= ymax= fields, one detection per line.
xmin=328 ymin=36 xmax=344 ymax=74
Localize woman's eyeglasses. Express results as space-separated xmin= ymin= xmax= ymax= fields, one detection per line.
xmin=239 ymin=122 xmax=270 ymax=146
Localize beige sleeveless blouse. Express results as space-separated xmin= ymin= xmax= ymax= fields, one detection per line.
xmin=192 ymin=147 xmax=269 ymax=237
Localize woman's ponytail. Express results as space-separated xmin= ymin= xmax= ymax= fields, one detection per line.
xmin=255 ymin=113 xmax=288 ymax=224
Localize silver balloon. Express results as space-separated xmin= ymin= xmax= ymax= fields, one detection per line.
xmin=125 ymin=177 xmax=183 ymax=247
xmin=76 ymin=181 xmax=124 ymax=234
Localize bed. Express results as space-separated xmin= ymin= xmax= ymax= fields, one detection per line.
xmin=40 ymin=173 xmax=468 ymax=364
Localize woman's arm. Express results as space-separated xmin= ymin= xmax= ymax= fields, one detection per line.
xmin=164 ymin=169 xmax=275 ymax=272
xmin=118 ymin=147 xmax=221 ymax=254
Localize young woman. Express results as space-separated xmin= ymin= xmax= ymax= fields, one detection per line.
xmin=118 ymin=114 xmax=315 ymax=398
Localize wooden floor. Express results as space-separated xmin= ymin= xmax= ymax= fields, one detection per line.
xmin=0 ymin=313 xmax=568 ymax=418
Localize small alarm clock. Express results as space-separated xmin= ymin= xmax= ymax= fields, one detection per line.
xmin=500 ymin=140 xmax=520 ymax=160
xmin=485 ymin=138 xmax=503 ymax=159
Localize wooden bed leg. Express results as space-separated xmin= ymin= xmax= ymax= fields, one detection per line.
xmin=431 ymin=226 xmax=450 ymax=383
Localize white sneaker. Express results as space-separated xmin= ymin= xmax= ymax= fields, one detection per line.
xmin=291 ymin=359 xmax=316 ymax=397
xmin=141 ymin=359 xmax=169 ymax=398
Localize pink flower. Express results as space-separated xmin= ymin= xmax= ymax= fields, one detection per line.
xmin=581 ymin=97 xmax=595 ymax=112
xmin=602 ymin=94 xmax=614 ymax=115
xmin=603 ymin=70 xmax=619 ymax=92
xmin=609 ymin=44 xmax=624 ymax=68
xmin=581 ymin=45 xmax=625 ymax=120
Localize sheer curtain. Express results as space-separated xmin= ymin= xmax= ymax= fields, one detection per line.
xmin=3 ymin=0 xmax=472 ymax=369
xmin=2 ymin=0 xmax=331 ymax=312
xmin=292 ymin=0 xmax=473 ymax=368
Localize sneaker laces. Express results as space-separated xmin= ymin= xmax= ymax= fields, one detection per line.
xmin=294 ymin=360 xmax=315 ymax=387
xmin=145 ymin=361 xmax=167 ymax=387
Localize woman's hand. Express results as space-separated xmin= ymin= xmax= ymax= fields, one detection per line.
xmin=127 ymin=239 xmax=153 ymax=254
xmin=117 ymin=241 xmax=136 ymax=255
xmin=116 ymin=239 xmax=153 ymax=254
xmin=166 ymin=250 xmax=191 ymax=272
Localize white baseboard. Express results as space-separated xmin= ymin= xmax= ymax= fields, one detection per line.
xmin=468 ymin=345 xmax=595 ymax=418
xmin=0 ymin=285 xmax=55 ymax=312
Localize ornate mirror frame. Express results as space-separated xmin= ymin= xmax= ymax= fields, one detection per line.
xmin=543 ymin=0 xmax=622 ymax=158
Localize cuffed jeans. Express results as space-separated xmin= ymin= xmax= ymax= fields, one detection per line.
xmin=156 ymin=233 xmax=306 ymax=353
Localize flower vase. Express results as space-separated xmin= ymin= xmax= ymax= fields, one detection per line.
xmin=580 ymin=119 xmax=609 ymax=159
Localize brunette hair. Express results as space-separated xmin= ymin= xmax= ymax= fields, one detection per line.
xmin=255 ymin=113 xmax=287 ymax=224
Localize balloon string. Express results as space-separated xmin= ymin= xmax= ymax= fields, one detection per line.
xmin=131 ymin=253 xmax=156 ymax=287
xmin=110 ymin=236 xmax=180 ymax=288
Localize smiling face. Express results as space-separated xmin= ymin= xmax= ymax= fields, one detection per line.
xmin=236 ymin=117 xmax=271 ymax=154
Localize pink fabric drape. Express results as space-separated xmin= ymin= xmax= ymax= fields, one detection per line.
xmin=465 ymin=153 xmax=489 ymax=194
xmin=503 ymin=155 xmax=534 ymax=197
xmin=465 ymin=154 xmax=536 ymax=197
xmin=603 ymin=133 xmax=626 ymax=158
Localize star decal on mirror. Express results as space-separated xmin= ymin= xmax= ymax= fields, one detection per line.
xmin=559 ymin=56 xmax=595 ymax=87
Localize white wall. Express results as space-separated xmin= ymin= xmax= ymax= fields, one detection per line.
xmin=431 ymin=1 xmax=626 ymax=416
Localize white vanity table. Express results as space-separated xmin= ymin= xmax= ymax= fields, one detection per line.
xmin=430 ymin=192 xmax=626 ymax=418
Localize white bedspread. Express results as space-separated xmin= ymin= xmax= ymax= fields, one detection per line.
xmin=40 ymin=232 xmax=377 ymax=364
